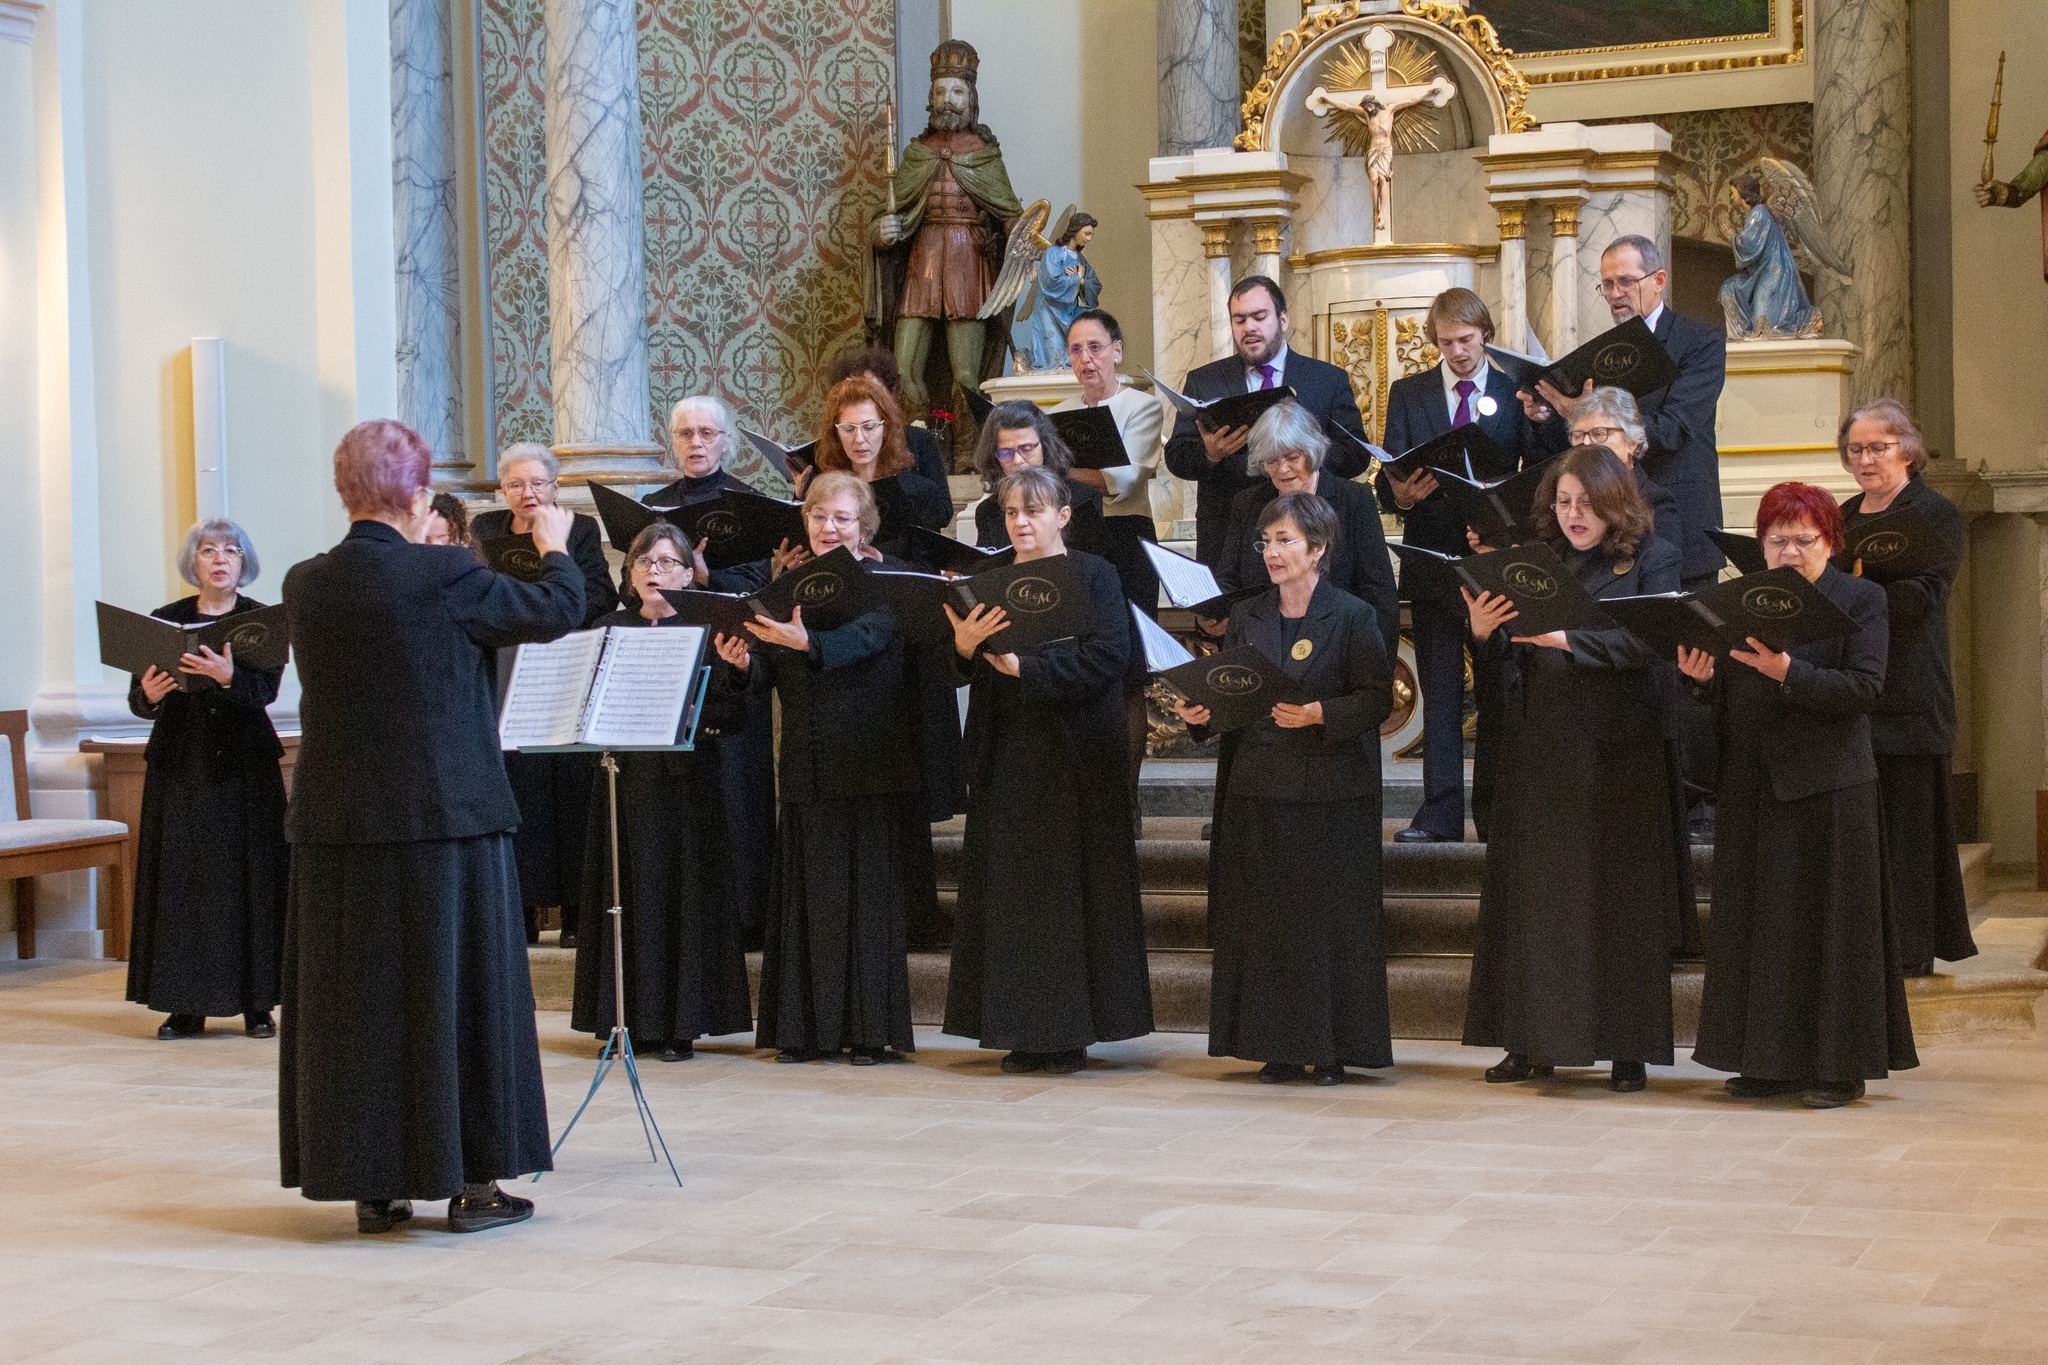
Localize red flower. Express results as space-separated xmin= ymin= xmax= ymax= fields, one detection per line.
xmin=929 ymin=408 xmax=955 ymax=422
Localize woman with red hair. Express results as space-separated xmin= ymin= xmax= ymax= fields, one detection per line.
xmin=280 ymin=419 xmax=587 ymax=1235
xmin=1678 ymin=481 xmax=1916 ymax=1108
xmin=805 ymin=375 xmax=953 ymax=566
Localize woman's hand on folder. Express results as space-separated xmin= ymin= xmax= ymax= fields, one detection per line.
xmin=178 ymin=643 xmax=234 ymax=686
xmin=139 ymin=665 xmax=178 ymax=705
xmin=771 ymin=539 xmax=810 ymax=576
xmin=745 ymin=606 xmax=809 ymax=654
xmin=1676 ymin=646 xmax=1716 ymax=683
xmin=1510 ymin=631 xmax=1570 ymax=652
xmin=944 ymin=602 xmax=1011 ymax=661
xmin=1463 ymin=587 xmax=1519 ymax=642
xmin=713 ymin=632 xmax=751 ymax=672
xmin=1271 ymin=701 xmax=1324 ymax=729
xmin=1729 ymin=637 xmax=1791 ymax=682
xmin=1172 ymin=698 xmax=1212 ymax=728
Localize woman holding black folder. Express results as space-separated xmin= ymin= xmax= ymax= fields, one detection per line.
xmin=943 ymin=465 xmax=1152 ymax=1074
xmin=1837 ymin=399 xmax=1975 ymax=977
xmin=714 ymin=472 xmax=959 ymax=1064
xmin=1680 ymin=482 xmax=1916 ymax=1108
xmin=471 ymin=443 xmax=619 ymax=948
xmin=969 ymin=401 xmax=1106 ymax=556
xmin=1459 ymin=447 xmax=1690 ymax=1093
xmin=569 ymin=521 xmax=752 ymax=1062
xmin=808 ymin=376 xmax=953 ymax=566
xmin=125 ymin=518 xmax=288 ymax=1041
xmin=1174 ymin=492 xmax=1392 ymax=1083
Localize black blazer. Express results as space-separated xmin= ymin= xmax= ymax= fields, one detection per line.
xmin=972 ymin=478 xmax=1107 ymax=557
xmin=283 ymin=520 xmax=586 ymax=844
xmin=1843 ymin=476 xmax=1962 ymax=756
xmin=1215 ymin=471 xmax=1401 ymax=664
xmin=1634 ymin=310 xmax=1727 ymax=580
xmin=869 ymin=471 xmax=955 ymax=565
xmin=1712 ymin=564 xmax=1888 ymax=803
xmin=126 ymin=594 xmax=286 ymax=768
xmin=1634 ymin=464 xmax=1683 ymax=559
xmin=1162 ymin=350 xmax=1369 ymax=566
xmin=1379 ymin=362 xmax=1539 ymax=557
xmin=1216 ymin=579 xmax=1392 ymax=804
xmin=471 ymin=507 xmax=619 ymax=626
xmin=641 ymin=468 xmax=773 ymax=594
xmin=907 ymin=425 xmax=951 ymax=488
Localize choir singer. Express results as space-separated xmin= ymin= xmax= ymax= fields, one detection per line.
xmin=279 ymin=419 xmax=586 ymax=1234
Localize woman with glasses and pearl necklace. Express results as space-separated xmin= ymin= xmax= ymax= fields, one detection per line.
xmin=567 ymin=521 xmax=753 ymax=1064
xmin=1459 ymin=446 xmax=1688 ymax=1094
xmin=1680 ymin=482 xmax=1916 ymax=1109
xmin=1836 ymin=400 xmax=1975 ymax=978
xmin=470 ymin=443 xmax=619 ymax=947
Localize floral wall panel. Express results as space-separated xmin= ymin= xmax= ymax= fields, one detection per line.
xmin=481 ymin=0 xmax=553 ymax=449
xmin=1595 ymin=102 xmax=1814 ymax=245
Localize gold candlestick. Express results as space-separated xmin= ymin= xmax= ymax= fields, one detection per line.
xmin=885 ymin=100 xmax=897 ymax=215
xmin=1983 ymin=50 xmax=2005 ymax=185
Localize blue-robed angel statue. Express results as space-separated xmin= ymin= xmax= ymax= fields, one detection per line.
xmin=1719 ymin=158 xmax=1852 ymax=341
xmin=980 ymin=204 xmax=1101 ymax=371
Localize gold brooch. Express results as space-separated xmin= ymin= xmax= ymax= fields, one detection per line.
xmin=1613 ymin=558 xmax=1634 ymax=575
xmin=1291 ymin=638 xmax=1313 ymax=661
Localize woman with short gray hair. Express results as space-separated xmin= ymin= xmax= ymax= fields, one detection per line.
xmin=1564 ymin=386 xmax=1682 ymax=555
xmin=125 ymin=518 xmax=289 ymax=1042
xmin=1214 ymin=400 xmax=1400 ymax=663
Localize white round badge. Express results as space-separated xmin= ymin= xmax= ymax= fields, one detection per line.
xmin=1475 ymin=395 xmax=1499 ymax=417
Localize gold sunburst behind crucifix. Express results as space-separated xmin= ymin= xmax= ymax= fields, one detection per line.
xmin=1317 ymin=34 xmax=1448 ymax=159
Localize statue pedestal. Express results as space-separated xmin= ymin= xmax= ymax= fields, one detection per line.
xmin=979 ymin=373 xmax=1085 ymax=411
xmin=1715 ymin=337 xmax=1860 ymax=532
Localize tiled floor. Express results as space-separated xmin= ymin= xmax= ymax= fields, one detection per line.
xmin=2 ymin=959 xmax=2046 ymax=1364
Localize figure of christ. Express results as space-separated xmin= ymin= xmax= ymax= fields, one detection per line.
xmin=1306 ymin=75 xmax=1456 ymax=242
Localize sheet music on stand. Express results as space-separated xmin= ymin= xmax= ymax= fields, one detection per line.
xmin=498 ymin=626 xmax=711 ymax=752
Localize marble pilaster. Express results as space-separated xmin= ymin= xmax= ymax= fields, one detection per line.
xmin=1157 ymin=0 xmax=1240 ymax=156
xmin=1812 ymin=0 xmax=1912 ymax=404
xmin=1203 ymin=221 xmax=1234 ymax=362
xmin=1547 ymin=200 xmax=1583 ymax=356
xmin=543 ymin=0 xmax=662 ymax=475
xmin=391 ymin=0 xmax=466 ymax=480
xmin=1494 ymin=203 xmax=1527 ymax=352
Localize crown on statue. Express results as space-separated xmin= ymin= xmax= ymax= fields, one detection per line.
xmin=930 ymin=39 xmax=980 ymax=83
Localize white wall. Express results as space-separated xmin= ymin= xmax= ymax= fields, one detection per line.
xmin=0 ymin=34 xmax=42 ymax=713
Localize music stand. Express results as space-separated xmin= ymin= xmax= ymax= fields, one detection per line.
xmin=526 ymin=665 xmax=712 ymax=1188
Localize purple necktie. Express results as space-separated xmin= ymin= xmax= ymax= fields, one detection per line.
xmin=1453 ymin=378 xmax=1476 ymax=428
xmin=1256 ymin=364 xmax=1277 ymax=390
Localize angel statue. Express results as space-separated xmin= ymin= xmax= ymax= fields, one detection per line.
xmin=1719 ymin=159 xmax=1852 ymax=341
xmin=982 ymin=207 xmax=1100 ymax=372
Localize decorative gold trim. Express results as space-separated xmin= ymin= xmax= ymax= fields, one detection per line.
xmin=1249 ymin=217 xmax=1286 ymax=257
xmin=1236 ymin=0 xmax=1534 ymax=154
xmin=1494 ymin=203 xmax=1526 ymax=241
xmin=1718 ymin=442 xmax=1840 ymax=456
xmin=1136 ymin=182 xmax=1191 ymax=201
xmin=1520 ymin=0 xmax=1806 ymax=87
xmin=1171 ymin=169 xmax=1312 ymax=194
xmin=1200 ymin=222 xmax=1233 ymax=259
xmin=1549 ymin=203 xmax=1580 ymax=238
xmin=1721 ymin=364 xmax=1853 ymax=377
xmin=1373 ymin=305 xmax=1393 ymax=446
xmin=1288 ymin=242 xmax=1500 ymax=269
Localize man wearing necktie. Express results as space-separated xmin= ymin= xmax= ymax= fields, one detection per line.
xmin=1380 ymin=289 xmax=1540 ymax=843
xmin=1163 ymin=276 xmax=1372 ymax=570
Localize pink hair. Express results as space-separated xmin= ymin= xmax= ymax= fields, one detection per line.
xmin=334 ymin=419 xmax=431 ymax=518
xmin=1755 ymin=481 xmax=1845 ymax=554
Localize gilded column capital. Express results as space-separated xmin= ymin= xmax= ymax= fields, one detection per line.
xmin=1200 ymin=221 xmax=1234 ymax=259
xmin=1248 ymin=217 xmax=1286 ymax=257
xmin=1494 ymin=203 xmax=1527 ymax=241
xmin=1549 ymin=202 xmax=1581 ymax=238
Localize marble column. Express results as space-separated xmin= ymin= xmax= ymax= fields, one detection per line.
xmin=1249 ymin=216 xmax=1285 ymax=286
xmin=1548 ymin=200 xmax=1582 ymax=356
xmin=543 ymin=0 xmax=662 ymax=475
xmin=1158 ymin=0 xmax=1240 ymax=155
xmin=1812 ymin=0 xmax=1912 ymax=404
xmin=1494 ymin=203 xmax=1528 ymax=353
xmin=1202 ymin=221 xmax=1234 ymax=361
xmin=391 ymin=0 xmax=467 ymax=481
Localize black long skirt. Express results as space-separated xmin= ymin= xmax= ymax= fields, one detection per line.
xmin=279 ymin=834 xmax=552 ymax=1201
xmin=1208 ymin=795 xmax=1390 ymax=1068
xmin=505 ymin=750 xmax=598 ymax=923
xmin=1693 ymin=762 xmax=1918 ymax=1083
xmin=707 ymin=693 xmax=776 ymax=937
xmin=569 ymin=755 xmax=753 ymax=1046
xmin=944 ymin=711 xmax=1153 ymax=1053
xmin=1463 ymin=740 xmax=1685 ymax=1069
xmin=1877 ymin=753 xmax=1976 ymax=967
xmin=126 ymin=759 xmax=287 ymax=1017
xmin=754 ymin=796 xmax=925 ymax=1054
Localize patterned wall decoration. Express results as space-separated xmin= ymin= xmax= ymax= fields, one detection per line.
xmin=481 ymin=0 xmax=894 ymax=489
xmin=1594 ymin=102 xmax=1813 ymax=244
xmin=1238 ymin=0 xmax=1267 ymax=113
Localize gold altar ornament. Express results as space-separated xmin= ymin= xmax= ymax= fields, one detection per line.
xmin=1314 ymin=33 xmax=1451 ymax=159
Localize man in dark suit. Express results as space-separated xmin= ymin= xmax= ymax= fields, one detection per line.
xmin=1522 ymin=234 xmax=1727 ymax=591
xmin=1163 ymin=275 xmax=1370 ymax=568
xmin=1382 ymin=290 xmax=1541 ymax=843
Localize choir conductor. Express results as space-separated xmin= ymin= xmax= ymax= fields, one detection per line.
xmin=279 ymin=420 xmax=586 ymax=1234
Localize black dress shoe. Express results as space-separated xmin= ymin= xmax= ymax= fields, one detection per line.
xmin=661 ymin=1041 xmax=694 ymax=1062
xmin=1904 ymin=959 xmax=1936 ymax=978
xmin=1258 ymin=1062 xmax=1306 ymax=1084
xmin=1609 ymin=1061 xmax=1647 ymax=1093
xmin=1312 ymin=1064 xmax=1345 ymax=1087
xmin=850 ymin=1046 xmax=885 ymax=1067
xmin=1801 ymin=1080 xmax=1865 ymax=1109
xmin=156 ymin=1014 xmax=204 ymax=1040
xmin=1394 ymin=828 xmax=1455 ymax=843
xmin=999 ymin=1051 xmax=1045 ymax=1074
xmin=447 ymin=1183 xmax=533 ymax=1233
xmin=243 ymin=1011 xmax=275 ymax=1039
xmin=1483 ymin=1053 xmax=1553 ymax=1083
xmin=775 ymin=1047 xmax=816 ymax=1064
xmin=1041 ymin=1049 xmax=1087 ymax=1075
xmin=356 ymin=1198 xmax=414 ymax=1234
xmin=557 ymin=930 xmax=576 ymax=950
xmin=1724 ymin=1075 xmax=1805 ymax=1098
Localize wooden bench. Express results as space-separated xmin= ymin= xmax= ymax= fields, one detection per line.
xmin=0 ymin=711 xmax=131 ymax=959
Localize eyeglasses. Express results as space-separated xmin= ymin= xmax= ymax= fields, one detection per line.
xmin=1593 ymin=274 xmax=1651 ymax=297
xmin=632 ymin=556 xmax=687 ymax=573
xmin=672 ymin=426 xmax=724 ymax=445
xmin=807 ymin=511 xmax=860 ymax=531
xmin=994 ymin=440 xmax=1042 ymax=463
xmin=1253 ymin=535 xmax=1308 ymax=553
xmin=1553 ymin=497 xmax=1595 ymax=515
xmin=1569 ymin=427 xmax=1625 ymax=446
xmin=1762 ymin=532 xmax=1825 ymax=552
xmin=502 ymin=478 xmax=556 ymax=495
xmin=1067 ymin=341 xmax=1114 ymax=360
xmin=1844 ymin=440 xmax=1900 ymax=461
xmin=1265 ymin=452 xmax=1311 ymax=469
xmin=834 ymin=420 xmax=885 ymax=441
xmin=196 ymin=544 xmax=243 ymax=560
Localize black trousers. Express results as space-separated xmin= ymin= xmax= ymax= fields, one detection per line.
xmin=1678 ymin=570 xmax=1721 ymax=824
xmin=1408 ymin=596 xmax=1502 ymax=840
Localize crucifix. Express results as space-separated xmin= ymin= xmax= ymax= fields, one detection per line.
xmin=1305 ymin=26 xmax=1458 ymax=244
